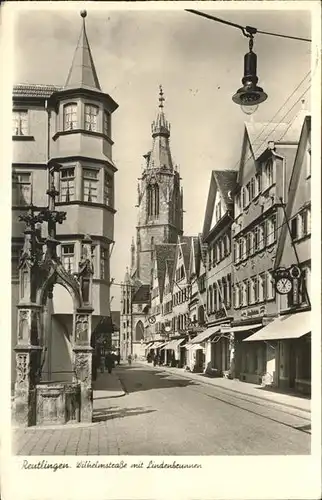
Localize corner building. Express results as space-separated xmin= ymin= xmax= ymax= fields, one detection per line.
xmin=11 ymin=13 xmax=118 ymax=383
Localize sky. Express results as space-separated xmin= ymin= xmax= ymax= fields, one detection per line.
xmin=13 ymin=6 xmax=312 ymax=308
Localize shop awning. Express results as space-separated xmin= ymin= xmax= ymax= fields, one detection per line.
xmin=221 ymin=324 xmax=262 ymax=334
xmin=163 ymin=338 xmax=185 ymax=350
xmin=186 ymin=343 xmax=204 ymax=351
xmin=244 ymin=311 xmax=311 ymax=342
xmin=191 ymin=326 xmax=221 ymax=344
xmin=148 ymin=341 xmax=165 ymax=349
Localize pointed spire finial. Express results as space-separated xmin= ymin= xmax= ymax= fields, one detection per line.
xmin=159 ymin=85 xmax=165 ymax=109
xmin=80 ymin=10 xmax=87 ymax=19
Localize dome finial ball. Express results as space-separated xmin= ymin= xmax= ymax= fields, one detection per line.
xmin=80 ymin=10 xmax=87 ymax=18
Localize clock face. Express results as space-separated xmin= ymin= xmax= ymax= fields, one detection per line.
xmin=276 ymin=278 xmax=292 ymax=294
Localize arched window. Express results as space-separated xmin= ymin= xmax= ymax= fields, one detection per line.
xmin=147 ymin=184 xmax=159 ymax=217
xmin=135 ymin=321 xmax=144 ymax=342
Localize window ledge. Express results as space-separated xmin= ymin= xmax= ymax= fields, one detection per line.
xmin=293 ymin=234 xmax=311 ymax=244
xmin=12 ymin=135 xmax=35 ymax=141
xmin=52 ymin=129 xmax=114 ymax=145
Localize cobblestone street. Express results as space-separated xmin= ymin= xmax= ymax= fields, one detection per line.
xmin=13 ymin=364 xmax=311 ymax=456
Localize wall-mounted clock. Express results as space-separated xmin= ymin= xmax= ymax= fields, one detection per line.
xmin=275 ymin=277 xmax=293 ymax=295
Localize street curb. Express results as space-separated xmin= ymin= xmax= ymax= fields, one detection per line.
xmin=139 ymin=362 xmax=311 ymax=414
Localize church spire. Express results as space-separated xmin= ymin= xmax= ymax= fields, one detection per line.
xmin=65 ymin=10 xmax=101 ymax=91
xmin=147 ymin=86 xmax=173 ymax=170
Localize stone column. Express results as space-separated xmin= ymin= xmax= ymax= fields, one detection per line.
xmin=14 ymin=305 xmax=43 ymax=426
xmin=73 ymin=307 xmax=93 ymax=423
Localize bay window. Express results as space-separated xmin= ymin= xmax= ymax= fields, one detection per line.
xmin=85 ymin=104 xmax=98 ymax=132
xmin=60 ymin=168 xmax=75 ymax=202
xmin=83 ymin=168 xmax=98 ymax=202
xmin=63 ymin=103 xmax=77 ymax=131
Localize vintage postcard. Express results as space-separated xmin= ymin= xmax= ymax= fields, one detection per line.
xmin=0 ymin=1 xmax=321 ymax=499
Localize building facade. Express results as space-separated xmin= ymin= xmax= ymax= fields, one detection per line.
xmin=12 ymin=12 xmax=118 ymax=384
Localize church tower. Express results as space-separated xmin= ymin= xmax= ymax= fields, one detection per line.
xmin=135 ymin=86 xmax=183 ymax=284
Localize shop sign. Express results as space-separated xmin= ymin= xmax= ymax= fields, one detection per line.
xmin=241 ymin=305 xmax=266 ymax=319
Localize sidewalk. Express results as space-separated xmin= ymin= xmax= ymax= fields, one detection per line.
xmin=93 ymin=367 xmax=125 ymax=401
xmin=138 ymin=361 xmax=311 ymax=414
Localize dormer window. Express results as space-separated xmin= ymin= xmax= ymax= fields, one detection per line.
xmin=85 ymin=104 xmax=98 ymax=132
xmin=63 ymin=104 xmax=77 ymax=131
xmin=13 ymin=110 xmax=28 ymax=136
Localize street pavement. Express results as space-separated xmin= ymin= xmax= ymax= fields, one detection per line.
xmin=13 ymin=363 xmax=310 ymax=456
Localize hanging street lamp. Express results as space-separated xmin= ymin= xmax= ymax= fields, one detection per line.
xmin=186 ymin=9 xmax=311 ymax=115
xmin=232 ymin=33 xmax=267 ymax=115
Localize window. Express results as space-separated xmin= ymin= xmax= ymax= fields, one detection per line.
xmin=267 ymin=215 xmax=277 ymax=245
xmin=239 ymin=237 xmax=246 ymax=261
xmin=257 ymin=274 xmax=265 ymax=302
xmin=226 ymin=275 xmax=231 ymax=307
xmin=85 ymin=104 xmax=98 ymax=132
xmin=63 ymin=104 xmax=77 ymax=131
xmin=299 ymin=208 xmax=311 ymax=237
xmin=236 ymin=193 xmax=241 ymax=216
xmin=60 ymin=168 xmax=75 ymax=202
xmin=234 ymin=284 xmax=239 ymax=308
xmin=250 ymin=278 xmax=256 ymax=304
xmin=147 ymin=184 xmax=159 ymax=217
xmin=246 ymin=182 xmax=251 ymax=205
xmin=242 ymin=186 xmax=248 ymax=208
xmin=104 ymin=173 xmax=113 ymax=206
xmin=250 ymin=177 xmax=255 ymax=201
xmin=249 ymin=232 xmax=255 ymax=255
xmin=265 ymin=160 xmax=274 ymax=189
xmin=83 ymin=168 xmax=98 ymax=202
xmin=255 ymin=173 xmax=262 ymax=196
xmin=291 ymin=217 xmax=298 ymax=239
xmin=234 ymin=241 xmax=240 ymax=263
xmin=213 ymin=284 xmax=218 ymax=312
xmin=61 ymin=244 xmax=75 ymax=273
xmin=266 ymin=271 xmax=275 ymax=300
xmin=258 ymin=224 xmax=265 ymax=250
xmin=103 ymin=111 xmax=111 ymax=137
xmin=241 ymin=282 xmax=247 ymax=307
xmin=12 ymin=110 xmax=28 ymax=136
xmin=246 ymin=280 xmax=251 ymax=305
xmin=254 ymin=226 xmax=259 ymax=252
xmin=12 ymin=172 xmax=31 ymax=205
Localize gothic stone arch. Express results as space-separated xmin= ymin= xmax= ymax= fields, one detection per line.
xmin=14 ymin=238 xmax=94 ymax=427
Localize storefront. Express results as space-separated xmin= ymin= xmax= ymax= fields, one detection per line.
xmin=162 ymin=338 xmax=185 ymax=367
xmin=244 ymin=310 xmax=311 ymax=394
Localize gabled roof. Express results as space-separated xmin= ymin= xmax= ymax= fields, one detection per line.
xmin=274 ymin=115 xmax=311 ymax=269
xmin=13 ymin=83 xmax=62 ymax=99
xmin=65 ymin=12 xmax=101 ymax=91
xmin=180 ymin=235 xmax=193 ymax=277
xmin=154 ymin=244 xmax=176 ymax=300
xmin=245 ymin=112 xmax=309 ymax=161
xmin=189 ymin=236 xmax=199 ymax=276
xmin=132 ymin=284 xmax=150 ymax=304
xmin=202 ymin=170 xmax=237 ymax=238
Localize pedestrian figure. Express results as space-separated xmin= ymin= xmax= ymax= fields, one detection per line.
xmin=116 ymin=352 xmax=120 ymax=365
xmin=127 ymin=354 xmax=132 ymax=365
xmin=105 ymin=352 xmax=115 ymax=374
